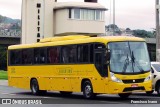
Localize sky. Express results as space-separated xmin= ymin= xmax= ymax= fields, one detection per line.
xmin=0 ymin=0 xmax=155 ymax=31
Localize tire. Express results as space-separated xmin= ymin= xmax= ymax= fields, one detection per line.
xmin=146 ymin=90 xmax=154 ymax=95
xmin=30 ymin=79 xmax=46 ymax=95
xmin=82 ymin=80 xmax=96 ymax=99
xmin=60 ymin=91 xmax=72 ymax=95
xmin=118 ymin=93 xmax=131 ymax=99
xmin=157 ymin=84 xmax=160 ymax=95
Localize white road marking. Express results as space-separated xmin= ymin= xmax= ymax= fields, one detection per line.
xmin=1 ymin=92 xmax=16 ymax=96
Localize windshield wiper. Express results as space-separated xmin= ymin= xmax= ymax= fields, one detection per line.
xmin=131 ymin=51 xmax=144 ymax=73
xmin=122 ymin=54 xmax=130 ymax=73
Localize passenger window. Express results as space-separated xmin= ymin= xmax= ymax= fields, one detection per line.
xmin=10 ymin=50 xmax=21 ymax=65
xmin=77 ymin=45 xmax=89 ymax=63
xmin=90 ymin=44 xmax=94 ymax=63
xmin=34 ymin=48 xmax=46 ymax=64
xmin=69 ymin=46 xmax=77 ymax=63
xmin=22 ymin=49 xmax=33 ymax=64
xmin=62 ymin=46 xmax=77 ymax=63
xmin=62 ymin=46 xmax=69 ymax=63
xmin=47 ymin=47 xmax=60 ymax=64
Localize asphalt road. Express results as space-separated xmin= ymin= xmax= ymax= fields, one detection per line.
xmin=0 ymin=85 xmax=160 ymax=105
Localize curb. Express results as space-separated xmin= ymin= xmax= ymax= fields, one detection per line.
xmin=0 ymin=80 xmax=8 ymax=86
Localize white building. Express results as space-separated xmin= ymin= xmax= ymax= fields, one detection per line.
xmin=22 ymin=0 xmax=107 ymax=44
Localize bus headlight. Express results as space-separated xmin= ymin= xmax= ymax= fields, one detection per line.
xmin=144 ymin=74 xmax=151 ymax=82
xmin=110 ymin=72 xmax=122 ymax=83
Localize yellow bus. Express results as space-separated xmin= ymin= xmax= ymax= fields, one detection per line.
xmin=8 ymin=35 xmax=152 ymax=99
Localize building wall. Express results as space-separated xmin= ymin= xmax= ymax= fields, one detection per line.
xmin=55 ymin=9 xmax=105 ymax=35
xmin=22 ymin=0 xmax=106 ymax=44
xmin=22 ymin=0 xmax=37 ymax=44
xmin=22 ymin=0 xmax=55 ymax=44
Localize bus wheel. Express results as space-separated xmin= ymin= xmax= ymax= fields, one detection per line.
xmin=118 ymin=93 xmax=131 ymax=99
xmin=83 ymin=81 xmax=95 ymax=99
xmin=30 ymin=79 xmax=46 ymax=95
xmin=60 ymin=91 xmax=72 ymax=95
xmin=146 ymin=90 xmax=154 ymax=95
xmin=157 ymin=84 xmax=160 ymax=95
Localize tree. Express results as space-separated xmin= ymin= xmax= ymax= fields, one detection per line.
xmin=132 ymin=29 xmax=154 ymax=38
xmin=105 ymin=24 xmax=122 ymax=35
xmin=0 ymin=15 xmax=6 ymax=23
xmin=0 ymin=46 xmax=7 ymax=70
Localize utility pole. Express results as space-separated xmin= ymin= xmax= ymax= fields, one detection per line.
xmin=113 ymin=0 xmax=115 ymax=36
xmin=156 ymin=0 xmax=160 ymax=61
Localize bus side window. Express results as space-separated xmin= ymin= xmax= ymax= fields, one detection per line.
xmin=22 ymin=49 xmax=33 ymax=64
xmin=10 ymin=51 xmax=20 ymax=65
xmin=62 ymin=47 xmax=69 ymax=63
xmin=48 ymin=47 xmax=60 ymax=64
xmin=90 ymin=44 xmax=94 ymax=63
xmin=69 ymin=46 xmax=77 ymax=63
xmin=77 ymin=45 xmax=89 ymax=63
xmin=83 ymin=45 xmax=89 ymax=62
xmin=34 ymin=48 xmax=46 ymax=64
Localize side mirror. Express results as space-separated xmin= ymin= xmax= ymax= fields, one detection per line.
xmin=106 ymin=49 xmax=110 ymax=61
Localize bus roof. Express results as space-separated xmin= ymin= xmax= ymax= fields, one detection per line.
xmin=8 ymin=36 xmax=145 ymax=50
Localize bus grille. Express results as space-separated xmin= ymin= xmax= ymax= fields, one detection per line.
xmin=123 ymin=87 xmax=145 ymax=92
xmin=122 ymin=78 xmax=145 ymax=84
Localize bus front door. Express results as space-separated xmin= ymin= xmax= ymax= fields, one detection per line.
xmin=93 ymin=50 xmax=108 ymax=93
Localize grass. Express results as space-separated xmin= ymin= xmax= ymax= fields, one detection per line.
xmin=0 ymin=70 xmax=8 ymax=80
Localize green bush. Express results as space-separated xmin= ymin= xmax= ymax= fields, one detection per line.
xmin=0 ymin=71 xmax=8 ymax=80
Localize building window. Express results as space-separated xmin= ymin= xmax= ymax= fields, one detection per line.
xmin=69 ymin=8 xmax=72 ymax=18
xmin=74 ymin=8 xmax=80 ymax=19
xmin=95 ymin=10 xmax=101 ymax=20
xmin=69 ymin=8 xmax=104 ymax=21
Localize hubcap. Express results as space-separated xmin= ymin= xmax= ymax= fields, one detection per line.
xmin=85 ymin=85 xmax=92 ymax=97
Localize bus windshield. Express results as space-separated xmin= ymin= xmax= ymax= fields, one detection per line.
xmin=108 ymin=42 xmax=150 ymax=74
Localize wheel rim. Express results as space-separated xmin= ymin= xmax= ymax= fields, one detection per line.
xmin=32 ymin=81 xmax=38 ymax=93
xmin=85 ymin=85 xmax=92 ymax=98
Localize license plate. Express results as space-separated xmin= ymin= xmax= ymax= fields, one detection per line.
xmin=131 ymin=84 xmax=138 ymax=87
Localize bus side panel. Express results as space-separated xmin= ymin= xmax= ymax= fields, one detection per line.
xmin=52 ymin=77 xmax=72 ymax=91
xmin=8 ymin=67 xmax=30 ymax=89
xmin=8 ymin=77 xmax=30 ymax=90
xmin=90 ymin=67 xmax=108 ymax=94
xmin=70 ymin=77 xmax=81 ymax=92
xmin=37 ymin=78 xmax=51 ymax=90
xmin=69 ymin=64 xmax=107 ymax=93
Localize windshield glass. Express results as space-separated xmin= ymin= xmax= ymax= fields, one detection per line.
xmin=108 ymin=42 xmax=150 ymax=74
xmin=152 ymin=64 xmax=160 ymax=72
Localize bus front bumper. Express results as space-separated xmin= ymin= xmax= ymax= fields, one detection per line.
xmin=106 ymin=80 xmax=152 ymax=94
